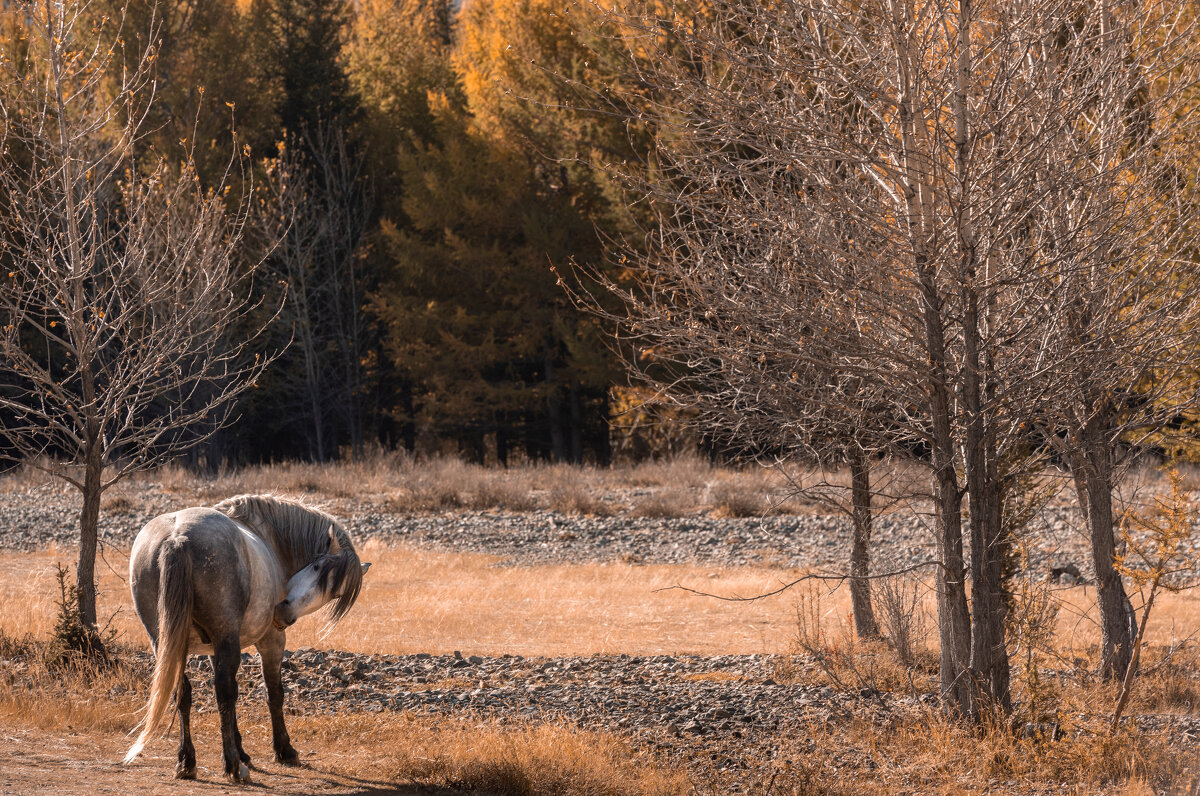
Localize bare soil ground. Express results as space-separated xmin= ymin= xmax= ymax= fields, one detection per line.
xmin=0 ymin=724 xmax=459 ymax=796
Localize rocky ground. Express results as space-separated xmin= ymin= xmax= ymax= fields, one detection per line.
xmin=39 ymin=645 xmax=1184 ymax=789
xmin=0 ymin=481 xmax=1143 ymax=580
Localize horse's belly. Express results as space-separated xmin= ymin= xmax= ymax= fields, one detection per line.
xmin=186 ymin=620 xmax=273 ymax=656
xmin=189 ymin=638 xmax=216 ymax=657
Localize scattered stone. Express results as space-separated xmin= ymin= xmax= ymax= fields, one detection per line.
xmin=2 ymin=484 xmax=1159 ymax=583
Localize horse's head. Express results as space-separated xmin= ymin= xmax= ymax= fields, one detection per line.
xmin=273 ymin=525 xmax=370 ymax=630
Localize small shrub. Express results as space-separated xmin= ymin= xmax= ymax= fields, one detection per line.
xmin=774 ymin=582 xmax=931 ymax=695
xmin=1112 ymin=465 xmax=1198 ymax=728
xmin=47 ymin=564 xmax=112 ymax=665
xmin=1139 ymin=663 xmax=1200 ymax=713
xmin=0 ymin=460 xmax=55 ymax=493
xmin=100 ymin=494 xmax=135 ymax=513
xmin=876 ymin=576 xmax=929 ymax=668
xmin=1007 ymin=573 xmax=1063 ymax=725
xmin=546 ymin=483 xmax=613 ymax=516
xmin=466 ymin=478 xmax=538 ymax=512
xmin=630 ymin=490 xmax=694 ymax=518
xmin=154 ymin=462 xmax=194 ymax=494
xmin=387 ymin=485 xmax=464 ymax=513
xmin=0 ymin=628 xmax=37 ymax=660
xmin=705 ymin=481 xmax=765 ymax=518
xmin=624 ymin=455 xmax=713 ymax=488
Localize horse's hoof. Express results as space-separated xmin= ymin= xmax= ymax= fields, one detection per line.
xmin=275 ymin=748 xmax=301 ymax=767
xmin=175 ymin=765 xmax=196 ymax=780
xmin=226 ymin=762 xmax=251 ymax=783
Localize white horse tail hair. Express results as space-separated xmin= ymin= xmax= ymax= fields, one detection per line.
xmin=125 ymin=539 xmax=193 ymax=765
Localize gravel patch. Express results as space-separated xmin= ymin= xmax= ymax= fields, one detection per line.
xmin=0 ymin=483 xmax=1140 ymax=581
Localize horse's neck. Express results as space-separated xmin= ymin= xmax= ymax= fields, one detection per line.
xmin=232 ymin=517 xmax=302 ymax=575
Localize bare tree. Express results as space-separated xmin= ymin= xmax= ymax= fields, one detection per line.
xmin=579 ymin=0 xmax=1200 ymax=715
xmin=1024 ymin=4 xmax=1200 ymax=680
xmin=254 ymin=125 xmax=371 ymax=461
xmin=0 ymin=1 xmax=275 ymax=651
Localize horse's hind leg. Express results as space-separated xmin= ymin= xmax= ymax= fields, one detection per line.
xmin=257 ymin=630 xmax=300 ymax=765
xmin=175 ymin=673 xmax=196 ymax=779
xmin=212 ymin=636 xmax=250 ymax=782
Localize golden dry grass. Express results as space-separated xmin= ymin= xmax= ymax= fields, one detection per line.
xmin=4 ymin=541 xmax=1200 ymax=661
xmin=0 ymin=543 xmax=836 ymax=656
xmin=761 ymin=711 xmax=1198 ymax=795
xmin=304 ymin=714 xmax=689 ymax=796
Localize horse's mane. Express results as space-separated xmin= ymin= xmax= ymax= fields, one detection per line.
xmin=213 ymin=494 xmax=363 ymax=625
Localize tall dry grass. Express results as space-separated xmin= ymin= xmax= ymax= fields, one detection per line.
xmin=2 ymin=453 xmax=931 ymax=518
xmin=759 ymin=709 xmax=1197 ymax=795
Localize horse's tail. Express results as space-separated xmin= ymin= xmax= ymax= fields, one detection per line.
xmin=124 ymin=539 xmax=193 ymax=764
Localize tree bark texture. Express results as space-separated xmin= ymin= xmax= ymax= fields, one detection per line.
xmin=76 ymin=442 xmax=103 ymax=637
xmin=1071 ymin=417 xmax=1137 ymax=680
xmin=847 ymin=447 xmax=879 ymax=640
xmin=918 ymin=263 xmax=974 ymax=716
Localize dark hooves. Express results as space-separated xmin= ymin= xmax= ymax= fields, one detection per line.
xmin=174 ymin=766 xmax=197 ymax=781
xmin=275 ymin=748 xmax=302 ymax=767
xmin=225 ymin=761 xmax=251 ymax=783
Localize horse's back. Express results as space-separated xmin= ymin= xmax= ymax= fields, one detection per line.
xmin=130 ymin=508 xmax=257 ymax=652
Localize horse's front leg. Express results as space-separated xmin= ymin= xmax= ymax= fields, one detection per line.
xmin=175 ymin=673 xmax=196 ymax=779
xmin=257 ymin=629 xmax=300 ymax=766
xmin=212 ymin=636 xmax=250 ymax=782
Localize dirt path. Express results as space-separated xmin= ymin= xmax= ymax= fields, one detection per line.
xmin=0 ymin=725 xmax=462 ymax=796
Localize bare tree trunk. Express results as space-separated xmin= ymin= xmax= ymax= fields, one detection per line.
xmin=847 ymin=446 xmax=878 ymax=640
xmin=919 ymin=264 xmax=974 ymax=716
xmin=964 ymin=415 xmax=1011 ymax=710
xmin=949 ymin=0 xmax=1011 ymax=713
xmin=545 ymin=349 xmax=565 ymax=461
xmin=569 ymin=382 xmax=584 ymax=464
xmin=962 ymin=286 xmax=1011 ymax=710
xmin=76 ymin=439 xmax=103 ymax=639
xmin=1071 ymin=416 xmax=1136 ymax=680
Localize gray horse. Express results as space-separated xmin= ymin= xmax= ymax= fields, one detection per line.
xmin=123 ymin=494 xmax=369 ymax=781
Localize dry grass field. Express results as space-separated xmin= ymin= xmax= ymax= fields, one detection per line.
xmin=2 ymin=540 xmax=1199 ymax=793
xmin=2 ymin=542 xmax=1196 ymax=660
xmin=0 ymin=663 xmax=685 ymax=796
xmin=0 ymin=543 xmax=815 ymax=656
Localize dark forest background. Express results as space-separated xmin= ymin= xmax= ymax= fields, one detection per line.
xmin=74 ymin=0 xmax=654 ymax=467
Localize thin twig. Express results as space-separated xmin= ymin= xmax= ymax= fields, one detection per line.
xmin=654 ymin=559 xmax=939 ymax=602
